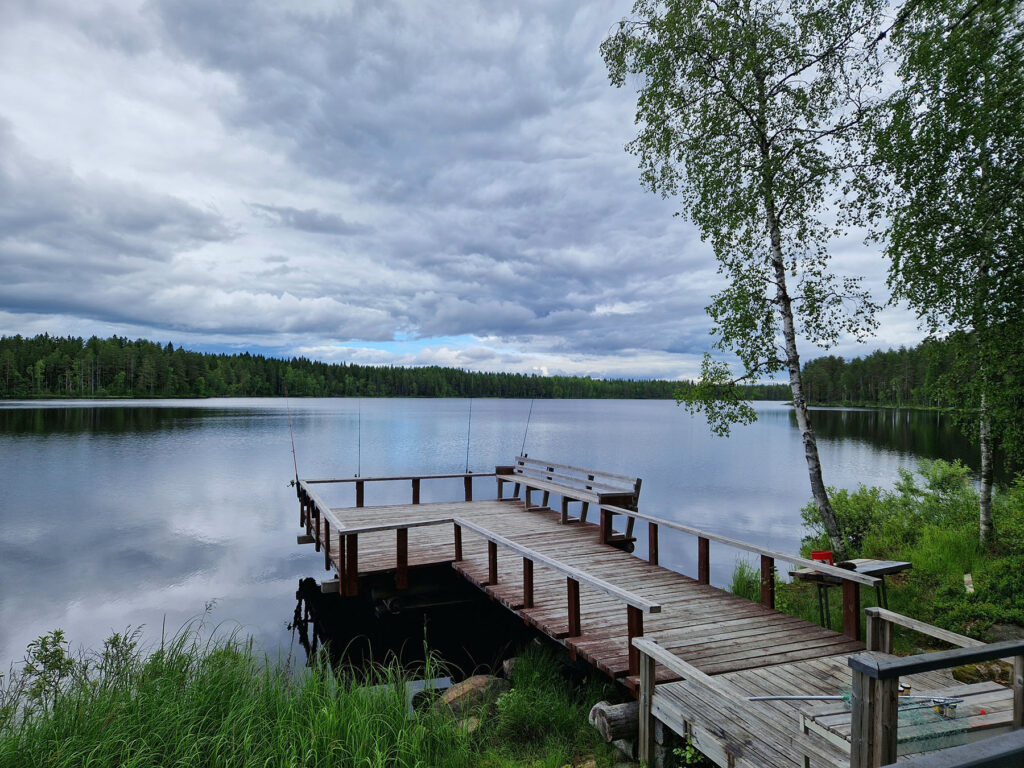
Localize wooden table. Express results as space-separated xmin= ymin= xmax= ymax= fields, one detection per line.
xmin=793 ymin=558 xmax=912 ymax=629
xmin=799 ymin=680 xmax=1015 ymax=764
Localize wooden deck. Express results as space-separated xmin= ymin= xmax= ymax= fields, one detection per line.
xmin=294 ymin=471 xmax=1022 ymax=768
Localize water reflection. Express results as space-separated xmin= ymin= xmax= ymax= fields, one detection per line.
xmin=0 ymin=398 xmax=981 ymax=670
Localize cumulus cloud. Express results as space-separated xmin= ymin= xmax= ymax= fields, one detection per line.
xmin=0 ymin=0 xmax=919 ymax=379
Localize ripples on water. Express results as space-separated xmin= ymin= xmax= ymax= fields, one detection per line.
xmin=0 ymin=398 xmax=978 ymax=668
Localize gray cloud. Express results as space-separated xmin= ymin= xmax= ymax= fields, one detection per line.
xmin=0 ymin=0 xmax=916 ymax=379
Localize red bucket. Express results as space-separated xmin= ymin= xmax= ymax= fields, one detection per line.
xmin=811 ymin=550 xmax=834 ymax=565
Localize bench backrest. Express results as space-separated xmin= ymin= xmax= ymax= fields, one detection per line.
xmin=511 ymin=455 xmax=642 ymax=505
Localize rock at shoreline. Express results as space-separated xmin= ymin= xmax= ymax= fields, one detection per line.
xmin=433 ymin=674 xmax=510 ymax=718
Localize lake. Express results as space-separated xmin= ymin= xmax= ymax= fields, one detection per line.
xmin=0 ymin=398 xmax=977 ymax=669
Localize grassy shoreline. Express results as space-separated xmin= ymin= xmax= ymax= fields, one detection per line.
xmin=0 ymin=624 xmax=627 ymax=768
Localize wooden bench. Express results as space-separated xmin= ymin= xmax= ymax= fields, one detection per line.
xmin=495 ymin=455 xmax=642 ymax=546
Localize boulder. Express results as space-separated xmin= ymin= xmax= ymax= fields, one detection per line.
xmin=434 ymin=674 xmax=510 ymax=718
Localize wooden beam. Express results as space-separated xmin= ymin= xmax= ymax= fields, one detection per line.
xmin=760 ymin=554 xmax=775 ymax=609
xmin=523 ymin=558 xmax=534 ymax=608
xmin=395 ymin=528 xmax=408 ymax=590
xmin=849 ymin=638 xmax=1024 ymax=679
xmin=600 ymin=508 xmax=612 ymax=545
xmin=843 ymin=579 xmax=861 ymax=640
xmin=638 ymin=648 xmax=656 ymax=768
xmin=1012 ymin=654 xmax=1022 ymax=730
xmin=567 ymin=577 xmax=581 ymax=637
xmin=453 ymin=523 xmax=463 ymax=562
xmin=323 ymin=519 xmax=331 ymax=572
xmin=627 ymin=605 xmax=643 ymax=676
xmin=355 ymin=480 xmax=364 ymax=508
xmin=411 ymin=477 xmax=420 ymax=504
xmin=464 ymin=475 xmax=473 ymax=502
xmin=698 ymin=536 xmax=709 ymax=584
xmin=648 ymin=522 xmax=659 ymax=566
xmin=345 ymin=534 xmax=358 ymax=596
xmin=487 ymin=540 xmax=498 ymax=585
xmin=296 ymin=534 xmax=314 ymax=545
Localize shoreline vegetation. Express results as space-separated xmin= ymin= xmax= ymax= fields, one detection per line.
xmin=0 ymin=624 xmax=627 ymax=768
xmin=732 ymin=459 xmax=1024 ymax=645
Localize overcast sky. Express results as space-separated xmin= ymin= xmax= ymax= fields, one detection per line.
xmin=0 ymin=0 xmax=925 ymax=380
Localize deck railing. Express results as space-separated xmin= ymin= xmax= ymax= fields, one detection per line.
xmin=296 ymin=477 xmax=661 ymax=675
xmin=847 ymin=637 xmax=1024 ymax=767
xmin=598 ymin=502 xmax=879 ymax=639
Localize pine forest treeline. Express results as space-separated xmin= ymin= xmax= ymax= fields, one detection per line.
xmin=0 ymin=334 xmax=791 ymax=401
xmin=802 ymin=333 xmax=978 ymax=408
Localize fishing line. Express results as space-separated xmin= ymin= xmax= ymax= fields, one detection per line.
xmin=283 ymin=384 xmax=299 ymax=485
xmin=464 ymin=398 xmax=473 ymax=473
xmin=356 ymin=398 xmax=362 ymax=478
xmin=520 ymin=398 xmax=534 ymax=456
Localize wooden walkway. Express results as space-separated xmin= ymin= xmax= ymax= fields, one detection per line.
xmin=294 ymin=470 xmax=1022 ymax=768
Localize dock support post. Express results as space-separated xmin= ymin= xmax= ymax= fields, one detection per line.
xmin=849 ymin=667 xmax=898 ymax=768
xmin=323 ymin=519 xmax=331 ymax=571
xmin=487 ymin=541 xmax=498 ymax=585
xmin=698 ymin=536 xmax=709 ymax=584
xmin=560 ymin=497 xmax=569 ymax=525
xmin=1014 ymin=655 xmax=1023 ymax=729
xmin=464 ymin=475 xmax=473 ymax=502
xmin=567 ymin=577 xmax=581 ymax=637
xmin=638 ymin=645 xmax=656 ymax=768
xmin=648 ymin=523 xmax=659 ymax=566
xmin=627 ymin=606 xmax=643 ymax=676
xmin=396 ymin=528 xmax=408 ymax=590
xmin=453 ymin=524 xmax=462 ymax=561
xmin=843 ymin=580 xmax=861 ymax=640
xmin=345 ymin=534 xmax=359 ymax=596
xmin=600 ymin=508 xmax=612 ymax=546
xmin=760 ymin=555 xmax=775 ymax=609
xmin=313 ymin=505 xmax=321 ymax=552
xmin=523 ymin=558 xmax=534 ymax=608
xmin=412 ymin=478 xmax=420 ymax=504
xmin=356 ymin=480 xmax=364 ymax=508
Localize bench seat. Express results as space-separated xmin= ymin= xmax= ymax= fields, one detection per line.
xmin=495 ymin=456 xmax=642 ymax=546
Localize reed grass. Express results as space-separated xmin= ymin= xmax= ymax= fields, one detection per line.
xmin=0 ymin=624 xmax=619 ymax=768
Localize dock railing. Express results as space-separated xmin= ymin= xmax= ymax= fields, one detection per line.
xmin=296 ymin=476 xmax=661 ymax=675
xmin=847 ymin=636 xmax=1024 ymax=767
xmin=598 ymin=502 xmax=879 ymax=640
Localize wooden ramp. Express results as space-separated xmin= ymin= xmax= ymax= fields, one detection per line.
xmin=294 ymin=469 xmax=1022 ymax=768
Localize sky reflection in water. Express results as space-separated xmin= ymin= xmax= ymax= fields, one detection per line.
xmin=0 ymin=398 xmax=975 ymax=669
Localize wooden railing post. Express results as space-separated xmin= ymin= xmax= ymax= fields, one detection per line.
xmin=453 ymin=523 xmax=463 ymax=561
xmin=396 ymin=528 xmax=408 ymax=590
xmin=600 ymin=508 xmax=612 ymax=546
xmin=355 ymin=480 xmax=364 ymax=508
xmin=760 ymin=554 xmax=775 ymax=609
xmin=345 ymin=534 xmax=359 ymax=596
xmin=698 ymin=536 xmax=710 ymax=584
xmin=843 ymin=580 xmax=862 ymax=640
xmin=313 ymin=505 xmax=321 ymax=552
xmin=487 ymin=540 xmax=498 ymax=585
xmin=849 ymin=666 xmax=898 ymax=768
xmin=567 ymin=577 xmax=581 ymax=637
xmin=638 ymin=644 xmax=656 ymax=768
xmin=648 ymin=523 xmax=659 ymax=566
xmin=1015 ymin=654 xmax=1023 ymax=730
xmin=464 ymin=475 xmax=473 ymax=502
xmin=523 ymin=558 xmax=534 ymax=608
xmin=865 ymin=607 xmax=893 ymax=653
xmin=627 ymin=605 xmax=643 ymax=676
xmin=411 ymin=477 xmax=420 ymax=504
xmin=323 ymin=519 xmax=331 ymax=571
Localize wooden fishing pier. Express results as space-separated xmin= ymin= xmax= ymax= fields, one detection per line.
xmin=294 ymin=457 xmax=1024 ymax=768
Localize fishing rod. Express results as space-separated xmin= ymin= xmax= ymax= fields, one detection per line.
xmin=464 ymin=398 xmax=473 ymax=473
xmin=284 ymin=384 xmax=299 ymax=488
xmin=520 ymin=398 xmax=534 ymax=456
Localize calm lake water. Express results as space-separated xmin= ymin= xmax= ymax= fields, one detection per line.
xmin=0 ymin=398 xmax=977 ymax=669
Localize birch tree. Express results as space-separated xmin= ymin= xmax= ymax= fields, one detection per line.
xmin=872 ymin=0 xmax=1024 ymax=546
xmin=603 ymin=0 xmax=885 ymax=558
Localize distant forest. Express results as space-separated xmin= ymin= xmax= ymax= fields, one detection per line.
xmin=0 ymin=334 xmax=793 ymax=401
xmin=802 ymin=335 xmax=971 ymax=408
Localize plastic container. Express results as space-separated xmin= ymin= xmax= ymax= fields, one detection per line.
xmin=811 ymin=550 xmax=834 ymax=565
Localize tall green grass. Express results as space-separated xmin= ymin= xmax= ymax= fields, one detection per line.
xmin=0 ymin=625 xmax=620 ymax=768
